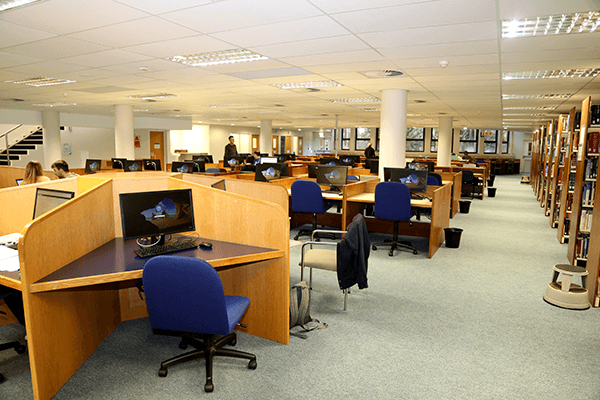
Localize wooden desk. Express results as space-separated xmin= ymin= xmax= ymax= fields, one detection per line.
xmin=2 ymin=174 xmax=289 ymax=400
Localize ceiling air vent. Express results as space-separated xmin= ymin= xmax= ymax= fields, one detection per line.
xmin=360 ymin=70 xmax=403 ymax=78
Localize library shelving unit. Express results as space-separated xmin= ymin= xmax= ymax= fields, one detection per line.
xmin=548 ymin=115 xmax=568 ymax=227
xmin=567 ymin=97 xmax=596 ymax=267
xmin=535 ymin=125 xmax=548 ymax=202
xmin=580 ymin=99 xmax=600 ymax=306
xmin=543 ymin=121 xmax=557 ymax=216
xmin=557 ymin=108 xmax=578 ymax=244
xmin=531 ymin=130 xmax=541 ymax=195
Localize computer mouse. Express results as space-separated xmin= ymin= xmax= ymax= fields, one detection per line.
xmin=199 ymin=242 xmax=213 ymax=249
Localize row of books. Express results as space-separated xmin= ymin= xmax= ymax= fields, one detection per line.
xmin=575 ymin=236 xmax=590 ymax=260
xmin=581 ymin=183 xmax=595 ymax=207
xmin=568 ymin=174 xmax=576 ymax=191
xmin=591 ymin=105 xmax=600 ymax=126
xmin=587 ymin=131 xmax=600 ymax=153
xmin=579 ymin=209 xmax=594 ymax=231
xmin=584 ymin=157 xmax=598 ymax=179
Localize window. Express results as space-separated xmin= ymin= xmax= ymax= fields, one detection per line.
xmin=459 ymin=129 xmax=478 ymax=153
xmin=502 ymin=131 xmax=510 ymax=153
xmin=406 ymin=127 xmax=424 ymax=152
xmin=431 ymin=128 xmax=438 ymax=152
xmin=355 ymin=128 xmax=371 ymax=150
xmin=341 ymin=128 xmax=352 ymax=150
xmin=482 ymin=130 xmax=498 ymax=154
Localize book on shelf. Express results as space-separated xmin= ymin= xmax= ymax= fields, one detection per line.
xmin=587 ymin=131 xmax=599 ymax=153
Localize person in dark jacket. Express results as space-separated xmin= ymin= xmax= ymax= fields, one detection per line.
xmin=364 ymin=143 xmax=376 ymax=159
xmin=337 ymin=213 xmax=370 ymax=290
xmin=224 ymin=135 xmax=238 ymax=160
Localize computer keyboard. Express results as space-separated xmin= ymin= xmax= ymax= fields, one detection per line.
xmin=134 ymin=241 xmax=199 ymax=258
xmin=322 ymin=190 xmax=343 ymax=196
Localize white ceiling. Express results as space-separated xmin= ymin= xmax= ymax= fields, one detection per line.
xmin=1 ymin=0 xmax=599 ymax=132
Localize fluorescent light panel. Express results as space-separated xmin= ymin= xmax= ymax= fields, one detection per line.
xmin=272 ymin=80 xmax=342 ymax=89
xmin=6 ymin=76 xmax=76 ymax=86
xmin=502 ymin=94 xmax=572 ymax=100
xmin=503 ymin=106 xmax=557 ymax=110
xmin=208 ymin=103 xmax=244 ymax=108
xmin=502 ymin=10 xmax=600 ymax=38
xmin=0 ymin=0 xmax=40 ymax=12
xmin=128 ymin=93 xmax=180 ymax=99
xmin=503 ymin=68 xmax=600 ymax=80
xmin=328 ymin=98 xmax=380 ymax=103
xmin=32 ymin=102 xmax=76 ymax=107
xmin=167 ymin=49 xmax=267 ymax=67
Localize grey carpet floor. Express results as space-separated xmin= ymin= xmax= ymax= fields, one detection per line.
xmin=2 ymin=174 xmax=599 ymax=399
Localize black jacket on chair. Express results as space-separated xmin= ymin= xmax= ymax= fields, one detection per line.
xmin=337 ymin=213 xmax=370 ymax=290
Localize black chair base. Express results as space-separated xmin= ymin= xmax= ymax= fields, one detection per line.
xmin=293 ymin=213 xmax=336 ymax=241
xmin=157 ymin=332 xmax=256 ymax=393
xmin=371 ymin=221 xmax=418 ymax=256
xmin=0 ymin=340 xmax=27 ymax=384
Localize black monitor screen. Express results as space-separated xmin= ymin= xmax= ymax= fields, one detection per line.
xmin=319 ymin=157 xmax=340 ymax=166
xmin=407 ymin=161 xmax=434 ymax=172
xmin=211 ymin=179 xmax=226 ymax=191
xmin=368 ymin=159 xmax=379 ymax=174
xmin=308 ymin=164 xmax=318 ymax=178
xmin=276 ymin=162 xmax=289 ymax=177
xmin=255 ymin=163 xmax=282 ymax=182
xmin=143 ymin=159 xmax=161 ymax=171
xmin=317 ymin=165 xmax=348 ymax=188
xmin=119 ymin=189 xmax=195 ymax=240
xmin=389 ymin=168 xmax=428 ymax=193
xmin=261 ymin=157 xmax=278 ymax=164
xmin=224 ymin=156 xmax=245 ymax=168
xmin=195 ymin=155 xmax=214 ymax=164
xmin=33 ymin=188 xmax=75 ymax=219
xmin=124 ymin=160 xmax=142 ymax=172
xmin=191 ymin=160 xmax=205 ymax=173
xmin=171 ymin=161 xmax=195 ymax=174
xmin=111 ymin=158 xmax=127 ymax=169
xmin=339 ymin=155 xmax=359 ymax=166
xmin=85 ymin=159 xmax=101 ymax=174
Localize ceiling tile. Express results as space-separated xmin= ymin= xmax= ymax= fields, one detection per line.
xmin=249 ymin=35 xmax=370 ymax=59
xmin=2 ymin=36 xmax=111 ymax=59
xmin=124 ymin=35 xmax=234 ymax=58
xmin=59 ymin=49 xmax=154 ymax=68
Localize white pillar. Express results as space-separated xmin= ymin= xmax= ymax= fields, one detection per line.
xmin=379 ymin=89 xmax=407 ymax=177
xmin=437 ymin=116 xmax=453 ymax=167
xmin=115 ymin=104 xmax=134 ymax=159
xmin=42 ymin=110 xmax=61 ymax=169
xmin=260 ymin=119 xmax=272 ymax=155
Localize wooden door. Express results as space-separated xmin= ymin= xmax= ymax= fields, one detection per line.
xmin=285 ymin=136 xmax=292 ymax=154
xmin=149 ymin=131 xmax=164 ymax=171
xmin=298 ymin=137 xmax=303 ymax=155
xmin=272 ymin=135 xmax=278 ymax=155
xmin=252 ymin=134 xmax=259 ymax=153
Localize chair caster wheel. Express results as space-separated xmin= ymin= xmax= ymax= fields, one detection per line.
xmin=15 ymin=344 xmax=26 ymax=354
xmin=413 ymin=250 xmax=418 ymax=255
xmin=178 ymin=341 xmax=188 ymax=350
xmin=204 ymin=381 xmax=214 ymax=392
xmin=158 ymin=368 xmax=168 ymax=377
xmin=388 ymin=250 xmax=394 ymax=257
xmin=248 ymin=359 xmax=257 ymax=369
xmin=293 ymin=234 xmax=300 ymax=240
xmin=315 ymin=237 xmax=320 ymax=242
xmin=372 ymin=245 xmax=377 ymax=250
xmin=230 ymin=336 xmax=237 ymax=346
xmin=0 ymin=373 xmax=5 ymax=384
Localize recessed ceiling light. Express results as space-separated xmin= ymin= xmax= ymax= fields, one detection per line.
xmin=328 ymin=97 xmax=380 ymax=103
xmin=363 ymin=108 xmax=381 ymax=112
xmin=502 ymin=11 xmax=600 ymax=38
xmin=502 ymin=93 xmax=572 ymax=100
xmin=503 ymin=106 xmax=557 ymax=110
xmin=5 ymin=76 xmax=77 ymax=87
xmin=139 ymin=66 xmax=150 ymax=71
xmin=208 ymin=103 xmax=245 ymax=108
xmin=32 ymin=102 xmax=76 ymax=107
xmin=0 ymin=0 xmax=40 ymax=12
xmin=272 ymin=80 xmax=342 ymax=89
xmin=503 ymin=68 xmax=600 ymax=80
xmin=359 ymin=70 xmax=404 ymax=78
xmin=128 ymin=93 xmax=180 ymax=99
xmin=167 ymin=49 xmax=268 ymax=67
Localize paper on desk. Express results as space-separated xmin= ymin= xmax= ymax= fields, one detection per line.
xmin=0 ymin=246 xmax=20 ymax=272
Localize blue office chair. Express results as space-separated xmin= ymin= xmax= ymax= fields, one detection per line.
xmin=291 ymin=180 xmax=332 ymax=241
xmin=371 ymin=182 xmax=418 ymax=256
xmin=206 ymin=167 xmax=221 ymax=173
xmin=427 ymin=173 xmax=442 ymax=186
xmin=347 ymin=175 xmax=359 ymax=182
xmin=461 ymin=170 xmax=481 ymax=199
xmin=143 ymin=256 xmax=256 ymax=393
xmin=0 ymin=287 xmax=26 ymax=384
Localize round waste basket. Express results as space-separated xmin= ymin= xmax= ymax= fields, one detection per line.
xmin=459 ymin=200 xmax=471 ymax=214
xmin=488 ymin=175 xmax=495 ymax=186
xmin=488 ymin=187 xmax=497 ymax=197
xmin=444 ymin=228 xmax=463 ymax=248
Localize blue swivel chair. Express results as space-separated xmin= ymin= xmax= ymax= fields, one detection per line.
xmin=206 ymin=167 xmax=221 ymax=173
xmin=371 ymin=182 xmax=418 ymax=256
xmin=291 ymin=180 xmax=332 ymax=241
xmin=143 ymin=256 xmax=256 ymax=393
xmin=0 ymin=287 xmax=26 ymax=384
xmin=461 ymin=170 xmax=482 ymax=199
xmin=347 ymin=175 xmax=359 ymax=182
xmin=427 ymin=173 xmax=442 ymax=186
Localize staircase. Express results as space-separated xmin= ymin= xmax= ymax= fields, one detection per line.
xmin=0 ymin=128 xmax=43 ymax=166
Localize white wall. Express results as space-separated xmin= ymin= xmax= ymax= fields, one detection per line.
xmin=59 ymin=126 xmax=115 ymax=168
xmin=209 ymin=125 xmax=259 ymax=162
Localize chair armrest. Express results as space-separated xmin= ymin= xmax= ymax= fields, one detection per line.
xmin=310 ymin=229 xmax=346 ymax=241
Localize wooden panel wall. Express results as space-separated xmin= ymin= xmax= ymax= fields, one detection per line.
xmin=0 ymin=166 xmax=56 ymax=189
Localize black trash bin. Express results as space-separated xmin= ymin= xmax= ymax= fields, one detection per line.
xmin=488 ymin=175 xmax=495 ymax=186
xmin=488 ymin=187 xmax=497 ymax=197
xmin=459 ymin=200 xmax=471 ymax=214
xmin=444 ymin=228 xmax=463 ymax=248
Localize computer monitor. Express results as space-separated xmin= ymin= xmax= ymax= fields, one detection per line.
xmin=274 ymin=154 xmax=292 ymax=162
xmin=211 ymin=179 xmax=226 ymax=191
xmin=255 ymin=163 xmax=282 ymax=182
xmin=143 ymin=159 xmax=161 ymax=171
xmin=119 ymin=189 xmax=195 ymax=242
xmin=195 ymin=155 xmax=214 ymax=164
xmin=191 ymin=160 xmax=205 ymax=173
xmin=15 ymin=179 xmax=23 ymax=186
xmin=316 ymin=165 xmax=348 ymax=189
xmin=111 ymin=158 xmax=127 ymax=169
xmin=319 ymin=157 xmax=341 ymax=166
xmin=33 ymin=188 xmax=75 ymax=219
xmin=171 ymin=161 xmax=195 ymax=174
xmin=85 ymin=159 xmax=101 ymax=174
xmin=338 ymin=155 xmax=360 ymax=167
xmin=224 ymin=156 xmax=245 ymax=169
xmin=407 ymin=161 xmax=435 ymax=172
xmin=261 ymin=157 xmax=278 ymax=164
xmin=308 ymin=164 xmax=319 ymax=178
xmin=389 ymin=168 xmax=429 ymax=193
xmin=124 ymin=160 xmax=142 ymax=172
xmin=368 ymin=159 xmax=379 ymax=174
xmin=275 ymin=162 xmax=289 ymax=177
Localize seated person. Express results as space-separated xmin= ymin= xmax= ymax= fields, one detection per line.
xmin=451 ymin=153 xmax=460 ymax=161
xmin=51 ymin=160 xmax=78 ymax=179
xmin=241 ymin=151 xmax=261 ymax=172
xmin=22 ymin=161 xmax=51 ymax=184
xmin=461 ymin=151 xmax=474 ymax=162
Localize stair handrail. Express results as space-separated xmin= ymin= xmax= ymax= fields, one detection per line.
xmin=1 ymin=125 xmax=24 ymax=167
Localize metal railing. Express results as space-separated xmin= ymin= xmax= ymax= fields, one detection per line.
xmin=0 ymin=125 xmax=23 ymax=166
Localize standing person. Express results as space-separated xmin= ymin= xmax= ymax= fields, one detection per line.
xmin=22 ymin=161 xmax=51 ymax=185
xmin=364 ymin=142 xmax=376 ymax=158
xmin=224 ymin=135 xmax=238 ymax=160
xmin=51 ymin=160 xmax=78 ymax=179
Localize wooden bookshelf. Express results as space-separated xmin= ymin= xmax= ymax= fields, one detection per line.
xmin=534 ymin=125 xmax=547 ymax=201
xmin=549 ymin=115 xmax=568 ymax=228
xmin=543 ymin=121 xmax=557 ymax=216
xmin=557 ymin=108 xmax=578 ymax=243
xmin=567 ymin=97 xmax=594 ymax=266
xmin=531 ymin=130 xmax=540 ymax=194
